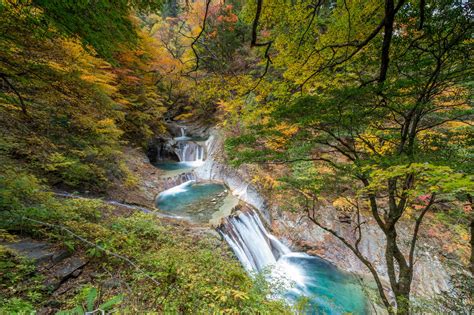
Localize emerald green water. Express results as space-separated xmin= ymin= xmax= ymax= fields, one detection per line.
xmin=155 ymin=181 xmax=227 ymax=223
xmin=153 ymin=161 xmax=202 ymax=171
xmin=279 ymin=253 xmax=368 ymax=314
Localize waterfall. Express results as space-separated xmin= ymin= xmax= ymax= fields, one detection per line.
xmin=163 ymin=172 xmax=196 ymax=189
xmin=219 ymin=211 xmax=310 ymax=299
xmin=157 ymin=180 xmax=196 ymax=200
xmin=174 ymin=141 xmax=205 ymax=164
xmin=219 ymin=210 xmax=290 ymax=272
xmin=196 ymin=146 xmax=204 ymax=162
xmin=174 ymin=127 xmax=190 ymax=141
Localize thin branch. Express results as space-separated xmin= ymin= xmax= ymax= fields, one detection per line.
xmin=297 ymin=0 xmax=323 ymax=50
xmin=245 ymin=41 xmax=272 ymax=94
xmin=189 ymin=0 xmax=211 ymax=73
xmin=306 ymin=209 xmax=392 ymax=311
xmin=0 ymin=73 xmax=28 ymax=116
xmin=408 ymin=193 xmax=436 ymax=268
xmin=246 ymin=0 xmax=273 ymax=92
xmin=300 ymin=18 xmax=385 ymax=90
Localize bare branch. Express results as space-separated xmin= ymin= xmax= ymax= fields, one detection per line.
xmin=0 ymin=72 xmax=28 ymax=116
xmin=306 ymin=207 xmax=392 ymax=310
xmin=409 ymin=193 xmax=436 ymax=268
xmin=189 ymin=0 xmax=211 ymax=73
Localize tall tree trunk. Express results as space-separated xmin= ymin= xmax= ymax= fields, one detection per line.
xmin=468 ymin=194 xmax=473 ymax=274
xmin=386 ymin=227 xmax=412 ymax=315
xmin=470 ymin=217 xmax=474 ymax=274
xmin=395 ymin=291 xmax=410 ymax=315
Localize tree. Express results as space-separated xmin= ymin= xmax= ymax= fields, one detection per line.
xmin=30 ymin=0 xmax=163 ymax=61
xmin=0 ymin=1 xmax=169 ymax=190
xmin=223 ymin=0 xmax=473 ymax=314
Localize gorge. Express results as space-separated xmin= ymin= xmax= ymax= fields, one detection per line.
xmin=1 ymin=1 xmax=471 ymax=313
xmin=150 ymin=123 xmax=369 ymax=314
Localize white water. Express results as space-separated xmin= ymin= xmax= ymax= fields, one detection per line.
xmin=219 ymin=211 xmax=313 ymax=296
xmin=219 ymin=211 xmax=292 ymax=272
xmin=174 ymin=127 xmax=191 ymax=141
xmin=157 ymin=180 xmax=195 ymax=199
xmin=157 ymin=126 xmax=368 ymax=313
xmin=163 ymin=172 xmax=196 ymax=189
xmin=172 ymin=127 xmax=205 ymax=165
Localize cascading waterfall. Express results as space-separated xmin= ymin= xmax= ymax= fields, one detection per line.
xmin=174 ymin=127 xmax=190 ymax=141
xmin=219 ymin=211 xmax=290 ymax=272
xmin=172 ymin=127 xmax=205 ymax=165
xmin=196 ymin=145 xmax=204 ymax=162
xmin=175 ymin=142 xmax=205 ymax=162
xmin=219 ymin=210 xmax=368 ymax=314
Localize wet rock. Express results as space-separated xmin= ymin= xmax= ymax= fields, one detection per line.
xmin=193 ymin=129 xmax=271 ymax=224
xmin=147 ymin=138 xmax=179 ymax=163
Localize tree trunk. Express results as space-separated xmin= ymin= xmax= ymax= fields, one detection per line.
xmin=395 ymin=291 xmax=410 ymax=315
xmin=470 ymin=217 xmax=474 ymax=274
xmin=468 ymin=194 xmax=473 ymax=274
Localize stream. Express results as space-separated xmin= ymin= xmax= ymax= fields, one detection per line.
xmin=151 ymin=125 xmax=369 ymax=314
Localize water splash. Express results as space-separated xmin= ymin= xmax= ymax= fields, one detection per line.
xmin=157 ymin=180 xmax=196 ymax=199
xmin=219 ymin=210 xmax=368 ymax=314
xmin=163 ymin=172 xmax=197 ymax=189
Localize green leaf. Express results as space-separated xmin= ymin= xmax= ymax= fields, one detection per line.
xmin=98 ymin=294 xmax=124 ymax=311
xmin=86 ymin=287 xmax=98 ymax=312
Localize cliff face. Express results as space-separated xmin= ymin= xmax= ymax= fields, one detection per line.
xmin=273 ymin=208 xmax=452 ymax=299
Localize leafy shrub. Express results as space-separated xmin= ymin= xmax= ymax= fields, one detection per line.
xmin=0 ymin=171 xmax=289 ymax=313
xmin=0 ymin=245 xmax=44 ymax=313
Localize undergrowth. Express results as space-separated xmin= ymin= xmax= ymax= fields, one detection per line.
xmin=0 ymin=171 xmax=290 ymax=314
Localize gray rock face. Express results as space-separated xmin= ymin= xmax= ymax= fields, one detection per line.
xmin=3 ymin=239 xmax=57 ymax=264
xmin=52 ymin=249 xmax=72 ymax=263
xmin=3 ymin=238 xmax=87 ymax=293
xmin=54 ymin=257 xmax=87 ymax=280
xmin=273 ymin=206 xmax=452 ymax=303
xmin=44 ymin=256 xmax=88 ymax=291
